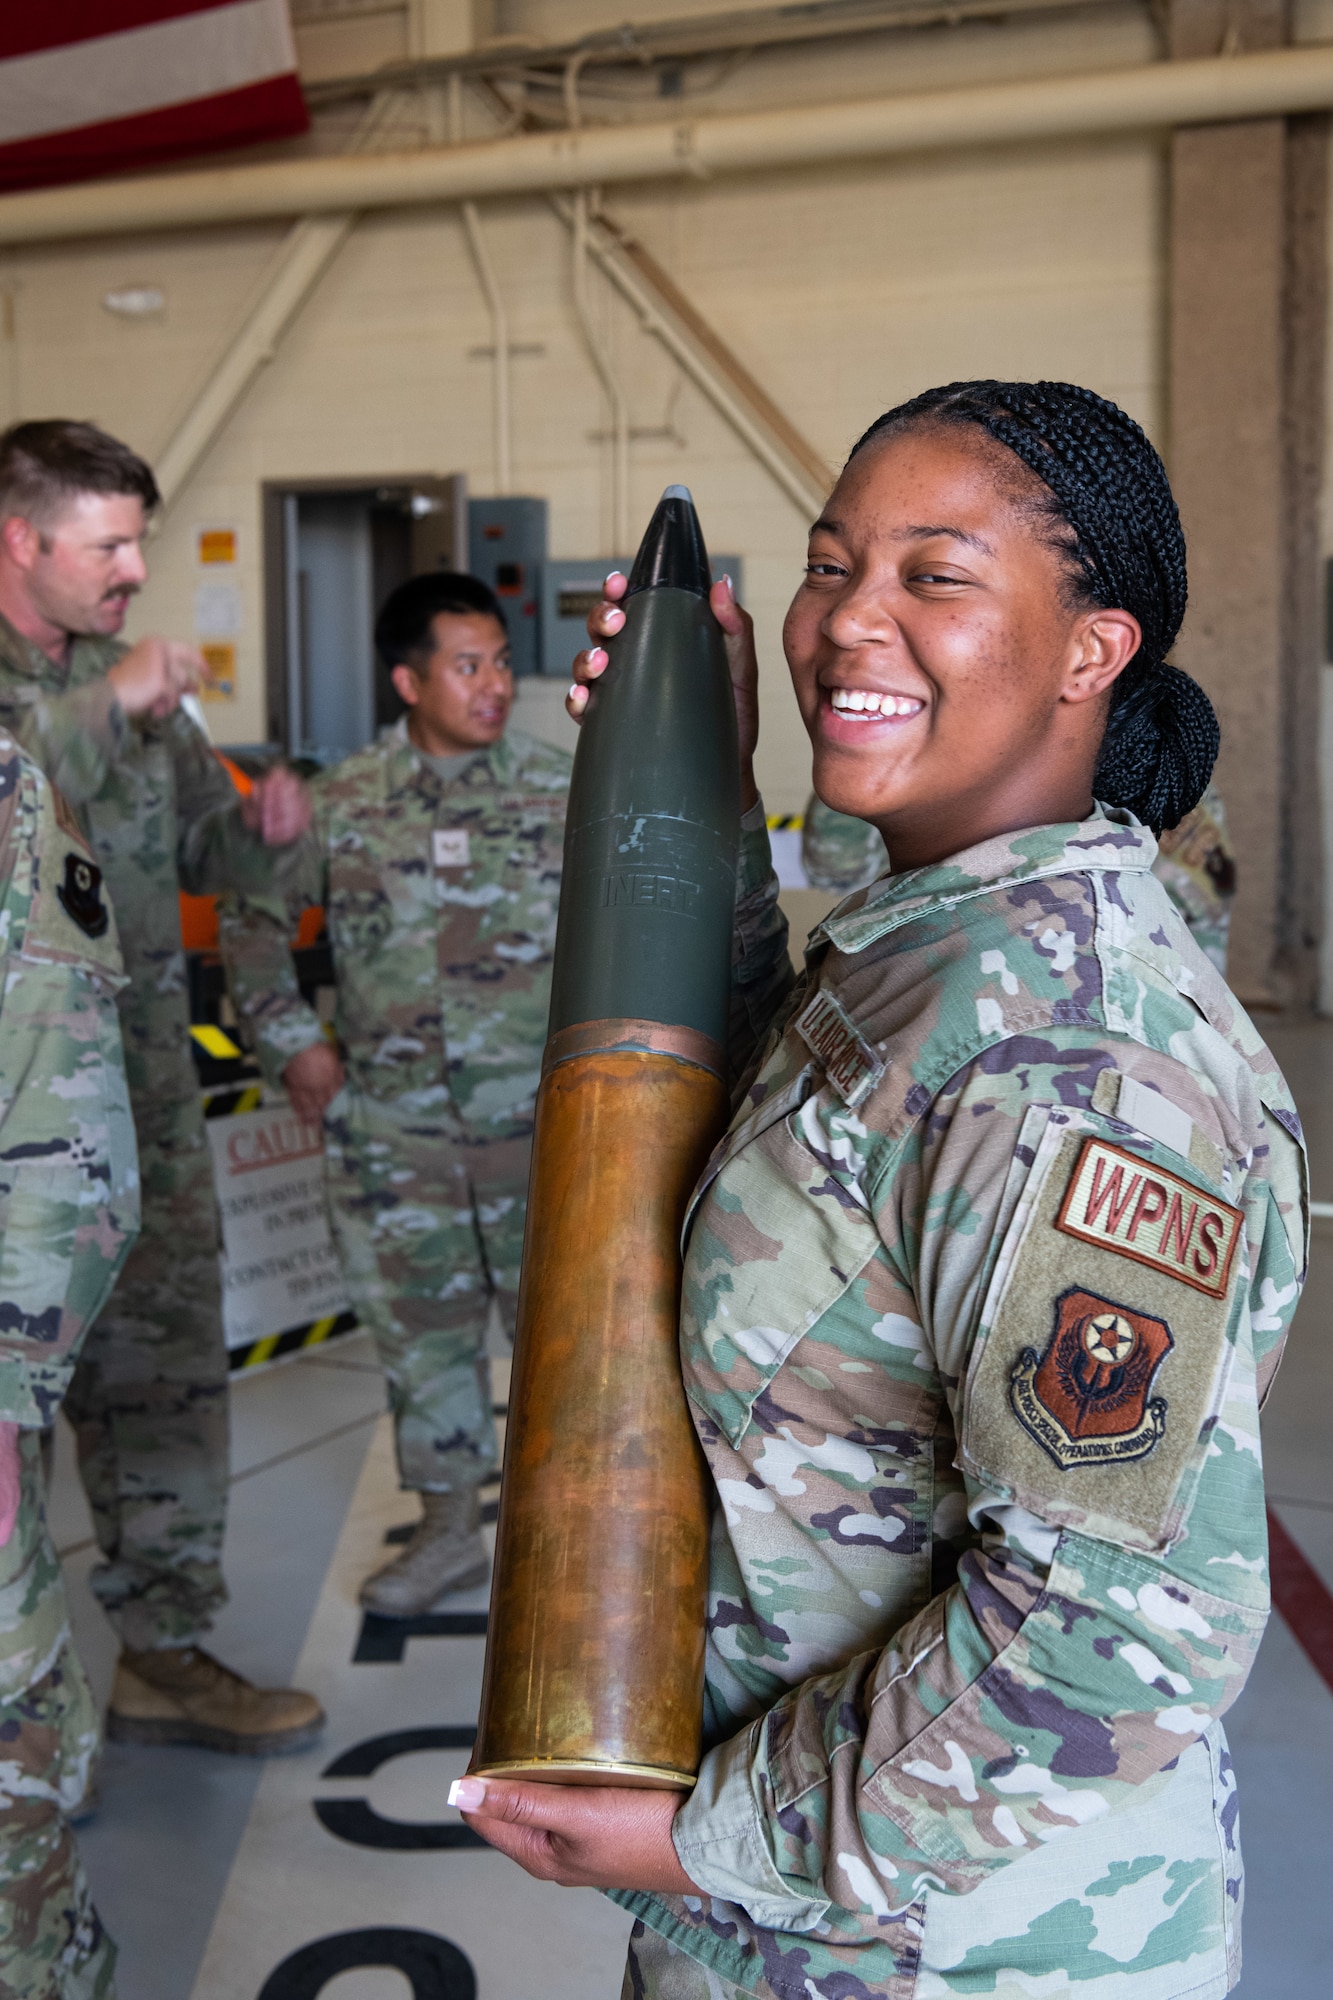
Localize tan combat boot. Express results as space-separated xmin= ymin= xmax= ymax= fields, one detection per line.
xmin=107 ymin=1646 xmax=326 ymax=1755
xmin=359 ymin=1489 xmax=488 ymax=1616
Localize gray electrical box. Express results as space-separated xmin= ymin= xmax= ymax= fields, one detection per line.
xmin=468 ymin=496 xmax=548 ymax=676
xmin=540 ymin=555 xmax=743 ymax=678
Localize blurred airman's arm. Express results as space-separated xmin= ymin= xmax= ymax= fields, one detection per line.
xmin=169 ymin=716 xmax=313 ymax=896
xmin=800 ymin=793 xmax=886 ymax=892
xmin=0 ymin=745 xmax=139 ymax=1434
xmin=218 ymin=870 xmax=331 ymax=1098
xmin=0 ymin=637 xmax=219 ymax=805
xmin=729 ymin=794 xmax=796 ymax=1095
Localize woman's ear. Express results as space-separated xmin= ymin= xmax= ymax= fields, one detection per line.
xmin=1062 ymin=609 xmax=1142 ymax=707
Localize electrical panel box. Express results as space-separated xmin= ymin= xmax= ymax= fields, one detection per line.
xmin=468 ymin=496 xmax=547 ymax=676
xmin=539 ymin=555 xmax=744 ymax=678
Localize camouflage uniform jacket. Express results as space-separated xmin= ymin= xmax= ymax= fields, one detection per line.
xmin=1152 ymin=784 xmax=1236 ymax=976
xmin=0 ymin=730 xmax=138 ymax=1434
xmin=0 ymin=613 xmax=301 ymax=1150
xmin=803 ymin=788 xmax=1238 ymax=976
xmin=616 ymin=806 xmax=1305 ymax=1997
xmin=221 ymin=720 xmax=572 ymax=1136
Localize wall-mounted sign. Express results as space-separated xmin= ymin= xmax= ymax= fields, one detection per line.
xmin=200 ymin=642 xmax=236 ymax=699
xmin=195 ymin=579 xmax=242 ymax=637
xmin=198 ymin=526 xmax=237 ymax=564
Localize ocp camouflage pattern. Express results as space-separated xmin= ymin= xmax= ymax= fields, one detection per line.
xmin=0 ymin=731 xmax=139 ymax=1999
xmin=801 ymin=785 xmax=1237 ymax=974
xmin=1151 ymin=784 xmax=1236 ymax=974
xmin=614 ymin=805 xmax=1304 ymax=2000
xmin=0 ymin=612 xmax=302 ymax=1646
xmin=0 ymin=1436 xmax=117 ymax=2000
xmin=221 ymin=721 xmax=572 ymax=1491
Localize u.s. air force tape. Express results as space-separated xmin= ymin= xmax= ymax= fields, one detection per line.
xmin=795 ymin=989 xmax=885 ymax=1109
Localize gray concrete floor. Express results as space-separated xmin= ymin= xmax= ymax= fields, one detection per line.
xmin=54 ymin=1338 xmax=387 ymax=2000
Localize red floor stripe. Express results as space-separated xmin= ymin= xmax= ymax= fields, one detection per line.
xmin=1266 ymin=1505 xmax=1333 ymax=1697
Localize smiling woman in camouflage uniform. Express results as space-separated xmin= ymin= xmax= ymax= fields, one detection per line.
xmin=455 ymin=382 xmax=1306 ymax=2000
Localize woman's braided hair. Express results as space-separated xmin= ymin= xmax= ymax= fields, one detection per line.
xmin=847 ymin=380 xmax=1217 ymax=834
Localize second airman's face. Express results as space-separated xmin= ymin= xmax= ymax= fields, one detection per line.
xmin=392 ymin=611 xmax=514 ymax=756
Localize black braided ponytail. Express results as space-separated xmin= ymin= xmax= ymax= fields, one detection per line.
xmin=847 ymin=381 xmax=1217 ymax=835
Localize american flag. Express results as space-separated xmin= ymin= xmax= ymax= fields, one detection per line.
xmin=0 ymin=1 xmax=308 ymax=194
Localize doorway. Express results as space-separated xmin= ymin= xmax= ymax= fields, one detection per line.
xmin=262 ymin=474 xmax=467 ymax=760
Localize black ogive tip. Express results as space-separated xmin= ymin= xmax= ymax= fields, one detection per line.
xmin=625 ymin=485 xmax=712 ymax=600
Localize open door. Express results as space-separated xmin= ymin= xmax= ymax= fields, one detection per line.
xmin=263 ymin=473 xmax=467 ymax=759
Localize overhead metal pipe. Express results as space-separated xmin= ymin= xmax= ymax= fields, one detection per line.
xmin=2 ymin=46 xmax=1333 ymax=246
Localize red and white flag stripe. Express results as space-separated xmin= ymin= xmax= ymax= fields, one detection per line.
xmin=0 ymin=1 xmax=308 ymax=194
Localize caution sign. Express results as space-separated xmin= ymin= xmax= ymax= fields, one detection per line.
xmin=207 ymin=1101 xmax=349 ymax=1351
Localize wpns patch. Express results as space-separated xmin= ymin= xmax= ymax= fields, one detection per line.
xmin=56 ymin=852 xmax=108 ymax=938
xmin=1055 ymin=1137 xmax=1242 ymax=1300
xmin=1011 ymin=1286 xmax=1173 ymax=1470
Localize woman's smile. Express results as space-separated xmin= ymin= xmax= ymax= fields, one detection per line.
xmin=822 ymin=685 xmax=927 ymax=728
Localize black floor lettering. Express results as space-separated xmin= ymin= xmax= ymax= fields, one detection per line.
xmin=353 ymin=1611 xmax=488 ymax=1662
xmin=257 ymin=1926 xmax=476 ymax=1999
xmin=316 ymin=1727 xmax=486 ymax=1850
xmin=323 ymin=1725 xmax=477 ymax=1774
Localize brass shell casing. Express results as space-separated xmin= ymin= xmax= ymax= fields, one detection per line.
xmin=472 ymin=1036 xmax=722 ymax=1789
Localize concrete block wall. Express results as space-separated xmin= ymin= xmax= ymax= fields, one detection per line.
xmin=0 ymin=0 xmax=1330 ymax=996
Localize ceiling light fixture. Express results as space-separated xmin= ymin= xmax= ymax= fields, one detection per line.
xmin=102 ymin=285 xmax=165 ymax=317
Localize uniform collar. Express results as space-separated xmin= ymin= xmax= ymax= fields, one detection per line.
xmin=0 ymin=606 xmax=67 ymax=684
xmin=387 ymin=715 xmax=516 ymax=788
xmin=0 ymin=607 xmax=120 ymax=688
xmin=815 ymin=804 xmax=1159 ymax=956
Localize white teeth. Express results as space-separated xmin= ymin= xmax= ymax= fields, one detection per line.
xmin=829 ymin=689 xmax=922 ymax=718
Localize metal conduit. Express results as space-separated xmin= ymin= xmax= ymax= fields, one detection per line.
xmin=461 ymin=201 xmax=513 ymax=495
xmin=2 ymin=47 xmax=1333 ymax=246
xmin=569 ymin=190 xmax=631 ymax=554
xmin=550 ymin=195 xmax=827 ymax=520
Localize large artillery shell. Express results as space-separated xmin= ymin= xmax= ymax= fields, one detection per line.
xmin=473 ymin=488 xmax=738 ymax=1789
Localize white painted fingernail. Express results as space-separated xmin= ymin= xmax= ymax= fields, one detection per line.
xmin=449 ymin=1776 xmax=487 ymax=1810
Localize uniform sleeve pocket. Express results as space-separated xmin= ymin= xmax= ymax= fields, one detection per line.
xmin=0 ymin=1162 xmax=127 ymax=1352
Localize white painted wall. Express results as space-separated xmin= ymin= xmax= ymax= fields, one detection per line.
xmin=0 ymin=2 xmax=1165 ymax=809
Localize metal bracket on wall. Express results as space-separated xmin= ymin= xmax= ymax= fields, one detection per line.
xmin=152 ymin=96 xmax=402 ymax=511
xmin=548 ymin=193 xmax=833 ymax=519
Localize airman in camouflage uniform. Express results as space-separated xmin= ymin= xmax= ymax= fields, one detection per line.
xmin=801 ymin=783 xmax=1238 ymax=973
xmin=457 ymin=383 xmax=1302 ymax=1999
xmin=0 ymin=418 xmax=321 ymax=1753
xmin=0 ymin=728 xmax=140 ymax=1998
xmin=610 ymin=802 xmax=1304 ymax=1998
xmin=222 ymin=573 xmax=572 ymax=1611
xmin=1151 ymin=784 xmax=1236 ymax=974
